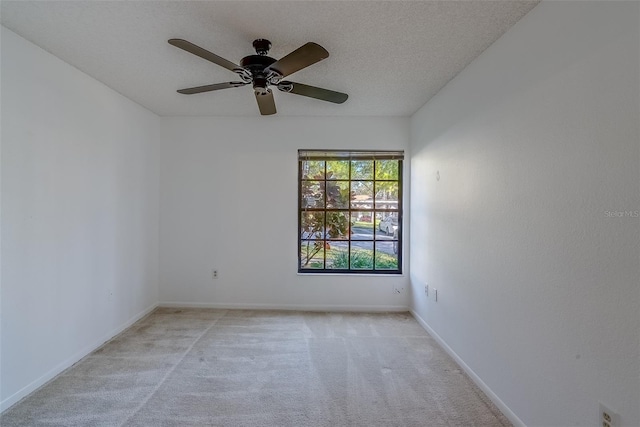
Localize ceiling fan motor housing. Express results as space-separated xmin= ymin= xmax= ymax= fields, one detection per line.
xmin=239 ymin=55 xmax=276 ymax=72
xmin=239 ymin=54 xmax=280 ymax=93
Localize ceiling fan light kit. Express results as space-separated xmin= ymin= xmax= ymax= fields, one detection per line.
xmin=169 ymin=38 xmax=348 ymax=116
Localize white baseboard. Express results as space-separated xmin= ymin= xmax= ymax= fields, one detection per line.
xmin=0 ymin=303 xmax=158 ymax=413
xmin=159 ymin=301 xmax=408 ymax=312
xmin=409 ymin=310 xmax=526 ymax=427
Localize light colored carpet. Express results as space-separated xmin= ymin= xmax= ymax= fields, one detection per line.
xmin=1 ymin=308 xmax=511 ymax=426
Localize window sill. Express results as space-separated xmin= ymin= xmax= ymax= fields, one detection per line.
xmin=297 ymin=272 xmax=405 ymax=277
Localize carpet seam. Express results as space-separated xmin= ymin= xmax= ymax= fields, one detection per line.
xmin=119 ymin=313 xmax=224 ymax=426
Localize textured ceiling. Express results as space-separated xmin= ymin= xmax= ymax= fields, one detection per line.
xmin=1 ymin=1 xmax=539 ymax=117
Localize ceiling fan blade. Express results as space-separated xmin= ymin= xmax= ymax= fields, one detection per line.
xmin=255 ymin=90 xmax=277 ymax=115
xmin=177 ymin=82 xmax=247 ymax=95
xmin=278 ymin=81 xmax=348 ymax=104
xmin=266 ymin=42 xmax=329 ymax=78
xmin=168 ymin=39 xmax=240 ymax=73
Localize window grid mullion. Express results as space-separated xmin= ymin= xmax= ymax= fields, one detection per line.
xmin=348 ymin=160 xmax=352 ymax=270
xmin=372 ymin=160 xmax=377 ymax=270
xmin=323 ymin=161 xmax=327 ymax=269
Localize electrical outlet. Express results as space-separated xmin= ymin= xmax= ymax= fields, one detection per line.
xmin=212 ymin=269 xmax=218 ymax=279
xmin=600 ymin=403 xmax=618 ymax=427
xmin=425 ymin=285 xmax=429 ymax=296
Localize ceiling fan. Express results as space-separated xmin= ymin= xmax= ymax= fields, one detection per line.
xmin=168 ymin=38 xmax=348 ymax=115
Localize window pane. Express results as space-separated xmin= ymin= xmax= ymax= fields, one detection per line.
xmin=351 ymin=212 xmax=374 ymax=240
xmin=351 ymin=181 xmax=373 ymax=209
xmin=301 ymin=212 xmax=324 ymax=239
xmin=351 ymin=160 xmax=373 ymax=180
xmin=375 ymin=160 xmax=399 ymax=180
xmin=375 ymin=181 xmax=398 ymax=210
xmin=325 ymin=211 xmax=350 ymax=240
xmin=301 ymin=160 xmax=325 ymax=179
xmin=301 ymin=181 xmax=325 ymax=208
xmin=326 ymin=245 xmax=348 ymax=269
xmin=350 ymin=242 xmax=373 ymax=270
xmin=376 ymin=214 xmax=398 ymax=239
xmin=300 ymin=242 xmax=324 ymax=269
xmin=326 ymin=181 xmax=350 ymax=209
xmin=326 ymin=160 xmax=349 ymax=180
xmin=375 ymin=246 xmax=398 ymax=270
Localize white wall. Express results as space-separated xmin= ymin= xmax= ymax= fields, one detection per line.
xmin=160 ymin=116 xmax=410 ymax=310
xmin=409 ymin=2 xmax=639 ymax=426
xmin=1 ymin=27 xmax=160 ymax=410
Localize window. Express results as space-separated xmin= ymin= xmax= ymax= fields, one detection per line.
xmin=298 ymin=150 xmax=403 ymax=274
